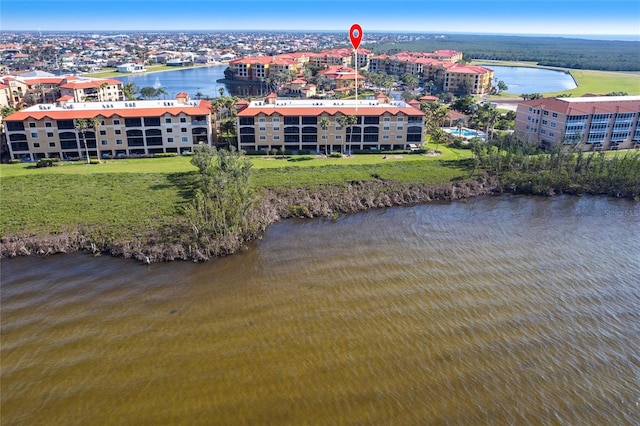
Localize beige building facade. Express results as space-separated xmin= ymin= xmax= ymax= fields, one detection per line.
xmin=236 ymin=95 xmax=425 ymax=153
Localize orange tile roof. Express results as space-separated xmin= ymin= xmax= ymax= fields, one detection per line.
xmin=446 ymin=64 xmax=493 ymax=74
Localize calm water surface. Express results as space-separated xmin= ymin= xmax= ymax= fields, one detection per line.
xmin=480 ymin=65 xmax=578 ymax=93
xmin=2 ymin=196 xmax=639 ymax=425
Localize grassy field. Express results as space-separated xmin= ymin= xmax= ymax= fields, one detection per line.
xmin=0 ymin=145 xmax=474 ymax=236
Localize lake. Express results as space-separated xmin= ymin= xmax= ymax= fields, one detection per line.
xmin=482 ymin=65 xmax=578 ymax=94
xmin=1 ymin=196 xmax=639 ymax=425
xmin=114 ymin=65 xmax=266 ymax=99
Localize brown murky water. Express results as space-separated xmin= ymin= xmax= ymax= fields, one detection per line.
xmin=2 ymin=196 xmax=639 ymax=425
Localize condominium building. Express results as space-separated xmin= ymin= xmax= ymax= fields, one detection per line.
xmin=0 ymin=74 xmax=124 ymax=107
xmin=3 ymin=93 xmax=214 ymax=160
xmin=514 ymin=95 xmax=640 ymax=151
xmin=236 ymin=94 xmax=425 ymax=153
xmin=442 ymin=64 xmax=494 ymax=95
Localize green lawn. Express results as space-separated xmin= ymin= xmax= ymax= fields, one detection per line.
xmin=0 ymin=147 xmax=474 ymax=236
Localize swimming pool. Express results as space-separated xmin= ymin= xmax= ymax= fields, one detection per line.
xmin=443 ymin=127 xmax=485 ymax=139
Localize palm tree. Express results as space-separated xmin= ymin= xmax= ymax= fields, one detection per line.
xmin=338 ymin=114 xmax=357 ymax=155
xmin=122 ymin=83 xmax=138 ymax=101
xmin=156 ymin=87 xmax=168 ymax=100
xmin=218 ymin=87 xmax=225 ymax=98
xmin=91 ymin=117 xmax=102 ymax=160
xmin=74 ymin=118 xmax=90 ymax=164
xmin=98 ymin=82 xmax=109 ymax=102
xmin=319 ymin=117 xmax=330 ymax=155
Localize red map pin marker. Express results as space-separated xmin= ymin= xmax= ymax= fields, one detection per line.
xmin=349 ymin=24 xmax=363 ymax=49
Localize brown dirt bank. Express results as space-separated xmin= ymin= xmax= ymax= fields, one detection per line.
xmin=1 ymin=178 xmax=498 ymax=263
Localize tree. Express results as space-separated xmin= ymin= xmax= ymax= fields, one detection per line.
xmin=430 ymin=128 xmax=447 ymax=153
xmin=338 ymin=114 xmax=357 ymax=155
xmin=122 ymin=83 xmax=138 ymax=100
xmin=184 ymin=146 xmax=255 ymax=256
xmin=319 ymin=117 xmax=330 ymax=155
xmin=401 ymin=73 xmax=419 ymax=90
xmin=497 ymin=81 xmax=508 ymax=93
xmin=91 ymin=117 xmax=102 ymax=160
xmin=74 ymin=118 xmax=90 ymax=164
xmin=140 ymin=86 xmax=157 ymax=99
xmin=218 ymin=87 xmax=225 ymax=98
xmin=452 ymin=95 xmax=475 ymax=115
xmin=156 ymin=87 xmax=167 ymax=99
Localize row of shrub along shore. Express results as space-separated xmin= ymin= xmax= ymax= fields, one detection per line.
xmin=0 ymin=177 xmax=498 ymax=263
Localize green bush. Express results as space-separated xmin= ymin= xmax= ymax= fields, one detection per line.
xmin=329 ymin=152 xmax=343 ymax=158
xmin=8 ymin=159 xmax=21 ymax=164
xmin=89 ymin=159 xmax=101 ymax=165
xmin=154 ymin=153 xmax=179 ymax=158
xmin=36 ymin=158 xmax=58 ymax=168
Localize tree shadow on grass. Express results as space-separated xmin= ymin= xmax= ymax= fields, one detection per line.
xmin=148 ymin=171 xmax=199 ymax=204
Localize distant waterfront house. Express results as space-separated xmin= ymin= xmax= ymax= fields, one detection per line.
xmin=236 ymin=94 xmax=424 ymax=153
xmin=116 ymin=63 xmax=147 ymax=73
xmin=514 ymin=95 xmax=640 ymax=151
xmin=3 ymin=94 xmax=214 ymax=160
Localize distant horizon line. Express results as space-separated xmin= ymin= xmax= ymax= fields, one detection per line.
xmin=4 ymin=29 xmax=639 ymax=39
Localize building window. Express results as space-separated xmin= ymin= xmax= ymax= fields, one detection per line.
xmin=551 ymin=122 xmax=556 ymax=128
xmin=542 ymin=120 xmax=548 ymax=125
xmin=116 ymin=140 xmax=123 ymax=145
xmin=273 ymin=127 xmax=280 ymax=131
xmin=397 ymin=117 xmax=404 ymax=122
xmin=29 ymin=122 xmax=36 ymax=128
xmin=259 ymin=127 xmax=266 ymax=132
xmin=165 ymin=118 xmax=172 ymax=123
xmin=540 ymin=129 xmax=546 ymax=135
xmin=259 ymin=117 xmax=266 ymax=123
xmin=552 ymin=113 xmax=558 ymax=118
xmin=383 ymin=117 xmax=390 ymax=122
xmin=168 ymin=138 xmax=174 ymax=143
xmin=31 ymin=132 xmax=38 ymax=138
xmin=259 ymin=136 xmax=266 ymax=140
xmin=47 ymin=132 xmax=54 ymax=137
xmin=397 ymin=127 xmax=403 ymax=131
xmin=113 ymin=119 xmax=120 ymax=125
xmin=336 ymin=135 xmax=342 ymax=140
xmin=273 ymin=136 xmax=280 ymax=140
xmin=182 ymin=137 xmax=189 ymax=143
xmin=383 ymin=126 xmax=390 ymax=131
xmin=181 ymin=128 xmax=187 ymax=133
xmin=549 ymin=132 xmax=555 ymax=137
xmin=383 ymin=135 xmax=390 ymax=140
xmin=273 ymin=117 xmax=280 ymax=122
xmin=101 ymin=140 xmax=108 ymax=145
xmin=180 ymin=117 xmax=186 ymax=123
xmin=115 ymin=129 xmax=121 ymax=135
xmin=49 ymin=142 xmax=56 ymax=147
xmin=33 ymin=142 xmax=40 ymax=148
xmin=45 ymin=122 xmax=52 ymax=127
xmin=167 ymin=129 xmax=172 ymax=133
xmin=396 ymin=135 xmax=403 ymax=139
xmin=100 ymin=130 xmax=106 ymax=135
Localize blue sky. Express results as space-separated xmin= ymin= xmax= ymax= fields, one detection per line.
xmin=1 ymin=0 xmax=639 ymax=36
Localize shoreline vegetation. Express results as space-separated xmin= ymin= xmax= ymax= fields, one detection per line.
xmin=1 ymin=143 xmax=638 ymax=263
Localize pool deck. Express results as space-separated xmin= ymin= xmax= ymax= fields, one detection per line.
xmin=442 ymin=127 xmax=486 ymax=140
